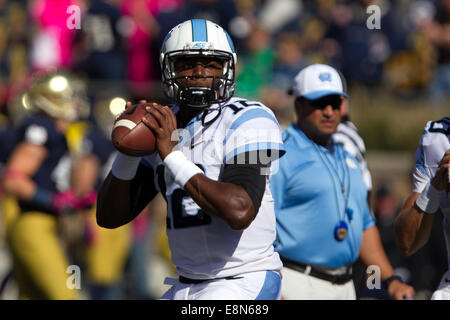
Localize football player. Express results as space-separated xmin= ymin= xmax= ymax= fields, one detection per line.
xmin=72 ymin=93 xmax=132 ymax=299
xmin=395 ymin=117 xmax=450 ymax=300
xmin=2 ymin=72 xmax=94 ymax=299
xmin=97 ymin=19 xmax=285 ymax=300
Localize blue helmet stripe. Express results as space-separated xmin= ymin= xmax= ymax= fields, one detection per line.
xmin=191 ymin=19 xmax=208 ymax=42
xmin=224 ymin=30 xmax=235 ymax=53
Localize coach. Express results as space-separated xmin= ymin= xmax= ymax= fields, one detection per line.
xmin=270 ymin=64 xmax=415 ymax=300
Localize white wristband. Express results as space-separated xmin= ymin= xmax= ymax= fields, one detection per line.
xmin=415 ymin=182 xmax=443 ymax=214
xmin=163 ymin=150 xmax=203 ymax=187
xmin=111 ymin=152 xmax=141 ymax=180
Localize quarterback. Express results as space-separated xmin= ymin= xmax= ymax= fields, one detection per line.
xmin=96 ymin=19 xmax=285 ymax=300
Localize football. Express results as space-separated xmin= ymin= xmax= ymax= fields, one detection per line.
xmin=111 ymin=103 xmax=158 ymax=156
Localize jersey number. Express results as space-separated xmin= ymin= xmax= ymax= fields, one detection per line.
xmin=156 ymin=165 xmax=212 ymax=229
xmin=228 ymin=100 xmax=262 ymax=114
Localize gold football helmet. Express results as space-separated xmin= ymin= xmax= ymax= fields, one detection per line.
xmin=21 ymin=71 xmax=89 ymax=122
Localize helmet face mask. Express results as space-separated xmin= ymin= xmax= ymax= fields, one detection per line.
xmin=160 ymin=20 xmax=237 ymax=109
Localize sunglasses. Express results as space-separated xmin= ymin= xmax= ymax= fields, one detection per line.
xmin=307 ymin=95 xmax=342 ymax=110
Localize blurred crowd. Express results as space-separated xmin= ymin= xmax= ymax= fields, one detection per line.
xmin=0 ymin=0 xmax=448 ymax=300
xmin=0 ymin=0 xmax=449 ymax=124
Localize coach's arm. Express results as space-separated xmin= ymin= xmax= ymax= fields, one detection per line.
xmin=359 ymin=225 xmax=415 ymax=299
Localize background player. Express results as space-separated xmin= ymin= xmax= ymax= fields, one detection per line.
xmin=1 ymin=71 xmax=94 ymax=299
xmin=96 ymin=19 xmax=285 ymax=300
xmin=71 ymin=93 xmax=132 ymax=299
xmin=395 ymin=117 xmax=450 ymax=300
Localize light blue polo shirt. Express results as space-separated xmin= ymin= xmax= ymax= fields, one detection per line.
xmin=270 ymin=124 xmax=375 ymax=268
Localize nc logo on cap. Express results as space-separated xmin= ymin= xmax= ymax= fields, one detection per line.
xmin=318 ymin=72 xmax=332 ymax=82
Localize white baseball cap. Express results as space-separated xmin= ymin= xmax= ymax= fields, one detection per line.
xmin=290 ymin=64 xmax=349 ymax=100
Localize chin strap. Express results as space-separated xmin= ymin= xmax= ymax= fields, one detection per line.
xmin=186 ymin=89 xmax=215 ymax=107
xmin=176 ymin=75 xmax=228 ymax=109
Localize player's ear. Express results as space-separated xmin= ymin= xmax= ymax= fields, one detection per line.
xmin=340 ymin=96 xmax=348 ymax=114
xmin=294 ymin=97 xmax=311 ymax=120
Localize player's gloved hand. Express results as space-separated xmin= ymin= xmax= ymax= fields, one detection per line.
xmin=431 ymin=149 xmax=450 ymax=191
xmin=51 ymin=189 xmax=85 ymax=214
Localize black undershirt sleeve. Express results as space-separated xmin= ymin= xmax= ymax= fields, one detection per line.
xmin=222 ymin=151 xmax=269 ymax=214
xmin=130 ymin=151 xmax=270 ymax=218
xmin=129 ymin=163 xmax=158 ymax=219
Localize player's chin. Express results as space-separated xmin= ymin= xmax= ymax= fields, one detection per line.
xmin=319 ymin=123 xmax=338 ymax=134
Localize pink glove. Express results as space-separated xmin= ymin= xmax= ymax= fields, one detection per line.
xmin=51 ymin=189 xmax=85 ymax=214
xmin=79 ymin=191 xmax=97 ymax=209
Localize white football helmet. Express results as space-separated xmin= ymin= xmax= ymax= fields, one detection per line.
xmin=160 ymin=19 xmax=237 ymax=108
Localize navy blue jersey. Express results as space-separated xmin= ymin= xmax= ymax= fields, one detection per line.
xmin=0 ymin=124 xmax=18 ymax=166
xmin=16 ymin=115 xmax=71 ymax=214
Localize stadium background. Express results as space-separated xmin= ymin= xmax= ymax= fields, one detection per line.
xmin=0 ymin=0 xmax=448 ymax=300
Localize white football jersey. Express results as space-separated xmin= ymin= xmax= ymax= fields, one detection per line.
xmin=141 ymin=97 xmax=285 ymax=279
xmin=413 ymin=117 xmax=450 ymax=266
